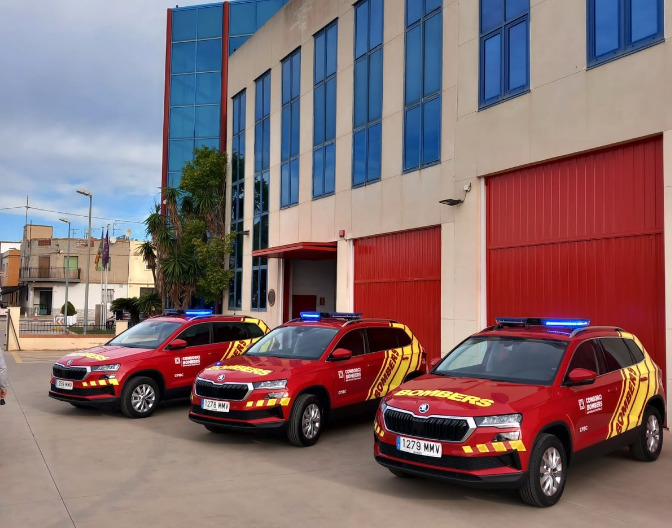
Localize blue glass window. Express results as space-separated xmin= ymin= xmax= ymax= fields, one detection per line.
xmin=353 ymin=0 xmax=384 ymax=186
xmin=252 ymin=73 xmax=270 ymax=311
xmin=313 ymin=21 xmax=338 ymax=199
xmin=281 ymin=49 xmax=301 ymax=207
xmin=588 ymin=0 xmax=663 ymax=66
xmin=230 ymin=90 xmax=246 ymax=310
xmin=196 ymin=39 xmax=222 ymax=72
xmin=169 ymin=106 xmax=194 ymax=139
xmin=230 ymin=2 xmax=256 ymax=35
xmin=404 ymin=0 xmax=441 ymax=172
xmin=172 ymin=9 xmax=197 ymax=42
xmin=479 ymin=0 xmax=529 ymax=108
xmin=172 ymin=41 xmax=196 ymax=74
xmin=171 ymin=74 xmax=195 ymax=106
xmin=195 ymin=105 xmax=220 ymax=137
xmin=197 ymin=5 xmax=223 ymax=39
xmin=168 ymin=139 xmax=194 ymax=172
xmin=195 ymin=72 xmax=221 ymax=104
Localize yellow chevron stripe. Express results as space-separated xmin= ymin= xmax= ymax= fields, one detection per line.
xmin=492 ymin=442 xmax=507 ymax=452
xmin=463 ymin=446 xmax=473 ymax=454
xmin=509 ymin=440 xmax=526 ymax=451
xmin=246 ymin=401 xmax=253 ymax=407
xmin=109 ymin=379 xmax=119 ymax=386
xmin=280 ymin=398 xmax=291 ymax=406
xmin=477 ymin=444 xmax=489 ymax=453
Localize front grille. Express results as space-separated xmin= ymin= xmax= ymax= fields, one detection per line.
xmin=195 ymin=380 xmax=250 ymax=401
xmin=383 ymin=409 xmax=470 ymax=442
xmin=190 ymin=404 xmax=283 ymax=421
xmin=50 ymin=384 xmax=115 ymax=396
xmin=377 ymin=440 xmax=518 ymax=471
xmin=53 ymin=364 xmax=88 ymax=381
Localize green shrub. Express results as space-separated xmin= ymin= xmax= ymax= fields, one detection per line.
xmin=60 ymin=302 xmax=76 ymax=316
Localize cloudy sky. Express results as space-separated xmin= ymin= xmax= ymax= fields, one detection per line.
xmin=0 ymin=0 xmax=205 ymax=242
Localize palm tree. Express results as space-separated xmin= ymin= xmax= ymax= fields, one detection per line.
xmin=135 ymin=241 xmax=157 ymax=286
xmin=136 ymin=291 xmax=162 ymax=317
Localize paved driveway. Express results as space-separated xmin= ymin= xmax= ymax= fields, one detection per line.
xmin=1 ymin=354 xmax=670 ymax=528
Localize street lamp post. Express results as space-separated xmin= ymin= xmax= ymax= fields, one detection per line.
xmin=76 ymin=189 xmax=92 ymax=334
xmin=59 ymin=218 xmax=71 ymax=327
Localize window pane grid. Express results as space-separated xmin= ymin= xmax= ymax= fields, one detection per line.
xmin=353 ymin=0 xmax=384 ymax=186
xmin=403 ymin=1 xmax=441 ymax=172
xmin=314 ymin=21 xmax=338 ymax=199
xmin=229 ymin=89 xmax=246 ymax=310
xmin=281 ymin=49 xmax=301 ymax=207
xmin=588 ymin=0 xmax=663 ymax=66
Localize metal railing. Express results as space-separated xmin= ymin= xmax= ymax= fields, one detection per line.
xmin=19 ymin=321 xmax=114 ymax=335
xmin=19 ymin=268 xmax=82 ymax=281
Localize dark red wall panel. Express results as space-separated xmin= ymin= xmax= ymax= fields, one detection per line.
xmin=354 ymin=227 xmax=441 ymax=362
xmin=487 ymin=136 xmax=665 ymax=377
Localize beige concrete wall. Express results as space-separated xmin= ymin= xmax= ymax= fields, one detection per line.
xmin=226 ymin=0 xmax=672 ymax=371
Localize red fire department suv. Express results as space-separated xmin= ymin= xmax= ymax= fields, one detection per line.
xmin=189 ymin=312 xmax=427 ymax=446
xmin=49 ymin=312 xmax=269 ymax=418
xmin=374 ymin=318 xmax=666 ymax=507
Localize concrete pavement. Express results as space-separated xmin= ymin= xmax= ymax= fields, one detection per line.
xmin=0 ymin=345 xmax=671 ymax=527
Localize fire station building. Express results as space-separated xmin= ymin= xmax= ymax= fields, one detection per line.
xmin=162 ymin=0 xmax=672 ymax=404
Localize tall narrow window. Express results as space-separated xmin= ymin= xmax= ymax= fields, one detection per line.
xmin=281 ymin=49 xmax=301 ymax=207
xmin=229 ymin=89 xmax=245 ymax=310
xmin=353 ymin=0 xmax=383 ymax=187
xmin=313 ymin=21 xmax=338 ymax=199
xmin=404 ymin=0 xmax=442 ymax=173
xmin=588 ymin=0 xmax=663 ymax=67
xmin=479 ymin=0 xmax=529 ymax=108
xmin=252 ymin=72 xmax=270 ymax=311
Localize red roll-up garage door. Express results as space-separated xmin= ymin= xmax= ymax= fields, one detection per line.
xmin=486 ymin=136 xmax=665 ymax=378
xmin=354 ymin=227 xmax=441 ymax=362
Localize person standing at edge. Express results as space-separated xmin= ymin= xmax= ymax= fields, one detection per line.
xmin=0 ymin=348 xmax=9 ymax=404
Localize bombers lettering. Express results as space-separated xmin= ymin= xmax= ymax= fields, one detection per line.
xmin=206 ymin=365 xmax=273 ymax=376
xmin=615 ymin=368 xmax=638 ymax=434
xmin=373 ymin=349 xmax=400 ymax=398
xmin=396 ymin=389 xmax=494 ymax=407
xmin=65 ymin=352 xmax=109 ymax=361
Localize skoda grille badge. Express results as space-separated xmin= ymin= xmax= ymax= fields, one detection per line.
xmin=419 ymin=403 xmax=429 ymax=414
xmin=217 ymin=374 xmax=226 ymax=382
xmin=67 ymin=359 xmax=73 ymax=366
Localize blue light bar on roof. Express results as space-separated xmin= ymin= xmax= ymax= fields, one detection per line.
xmin=185 ymin=309 xmax=213 ymax=317
xmin=300 ymin=312 xmax=322 ymax=321
xmin=164 ymin=309 xmax=181 ymax=315
xmin=329 ymin=312 xmax=363 ymax=319
xmin=543 ymin=319 xmax=590 ymax=327
xmin=495 ymin=317 xmax=528 ymax=325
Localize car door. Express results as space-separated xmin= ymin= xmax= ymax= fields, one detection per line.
xmin=330 ymin=329 xmax=370 ymax=407
xmin=365 ymin=327 xmax=415 ymax=400
xmin=213 ymin=322 xmax=253 ymax=361
xmin=166 ymin=322 xmax=217 ymax=388
xmin=598 ymin=337 xmax=644 ymax=440
xmin=561 ymin=339 xmax=614 ymax=450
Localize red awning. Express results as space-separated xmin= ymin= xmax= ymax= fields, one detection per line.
xmin=251 ymin=242 xmax=337 ymax=260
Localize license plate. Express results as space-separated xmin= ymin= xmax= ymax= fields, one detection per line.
xmin=201 ymin=399 xmax=230 ymax=412
xmin=397 ymin=436 xmax=442 ymax=458
xmin=55 ymin=379 xmax=73 ymax=390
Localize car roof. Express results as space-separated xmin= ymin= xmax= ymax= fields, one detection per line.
xmin=475 ymin=318 xmax=626 ymax=342
xmin=146 ymin=314 xmax=258 ymax=324
xmin=282 ymin=316 xmax=397 ymax=330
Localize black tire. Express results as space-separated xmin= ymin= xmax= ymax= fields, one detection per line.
xmin=287 ymin=394 xmax=323 ymax=447
xmin=630 ymin=406 xmax=663 ymax=461
xmin=120 ymin=376 xmax=159 ymax=418
xmin=519 ymin=433 xmax=568 ymax=507
xmin=387 ymin=467 xmax=414 ymax=478
xmin=205 ymin=424 xmax=226 ymax=434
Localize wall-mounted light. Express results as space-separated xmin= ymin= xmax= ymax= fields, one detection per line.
xmin=440 ymin=183 xmax=472 ymax=206
xmin=239 ymin=230 xmax=250 ymax=236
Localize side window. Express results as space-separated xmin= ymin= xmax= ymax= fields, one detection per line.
xmin=367 ymin=327 xmax=399 ymax=353
xmin=335 ymin=330 xmax=366 ymax=356
xmin=212 ymin=323 xmax=246 ymax=344
xmin=243 ymin=322 xmax=265 ymax=339
xmin=599 ymin=338 xmax=635 ymax=372
xmin=177 ymin=323 xmax=211 ymax=347
xmin=623 ymin=338 xmax=645 ymax=364
xmin=393 ymin=328 xmax=412 ymax=348
xmin=566 ymin=340 xmax=600 ymax=376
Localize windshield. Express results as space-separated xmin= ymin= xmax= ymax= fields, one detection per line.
xmin=107 ymin=320 xmax=182 ymax=349
xmin=245 ymin=326 xmax=338 ymax=360
xmin=434 ymin=336 xmax=568 ymax=385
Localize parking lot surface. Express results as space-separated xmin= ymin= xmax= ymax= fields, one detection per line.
xmin=1 ymin=345 xmax=671 ymax=528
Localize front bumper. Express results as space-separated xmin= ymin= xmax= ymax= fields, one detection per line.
xmin=188 ymin=404 xmax=287 ymax=430
xmin=49 ymin=375 xmax=121 ymax=406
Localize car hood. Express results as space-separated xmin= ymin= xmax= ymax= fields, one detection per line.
xmin=56 ymin=345 xmax=153 ymax=365
xmin=197 ymin=354 xmax=315 ymax=382
xmin=384 ymin=374 xmax=551 ymax=416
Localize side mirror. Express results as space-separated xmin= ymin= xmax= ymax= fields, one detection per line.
xmin=430 ymin=357 xmax=442 ymax=368
xmin=565 ymin=368 xmax=597 ymax=386
xmin=330 ymin=348 xmax=352 ymax=361
xmin=167 ymin=339 xmax=187 ymax=350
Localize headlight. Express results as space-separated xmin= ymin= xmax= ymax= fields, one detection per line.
xmin=253 ymin=379 xmax=287 ymax=390
xmin=475 ymin=414 xmax=522 ymax=428
xmin=379 ymin=398 xmax=388 ymax=414
xmin=90 ymin=364 xmax=121 ymax=372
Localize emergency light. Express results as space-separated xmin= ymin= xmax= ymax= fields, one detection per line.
xmin=185 ymin=309 xmax=213 ymax=317
xmin=495 ymin=317 xmax=590 ymax=328
xmin=542 ymin=319 xmax=590 ymax=327
xmin=300 ymin=312 xmax=322 ymax=321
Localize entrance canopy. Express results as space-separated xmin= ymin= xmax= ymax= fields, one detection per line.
xmin=252 ymin=242 xmax=337 ymax=260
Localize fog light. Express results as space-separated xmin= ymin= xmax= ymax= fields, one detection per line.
xmin=493 ymin=431 xmax=521 ymax=442
xmin=266 ymin=391 xmax=288 ymax=399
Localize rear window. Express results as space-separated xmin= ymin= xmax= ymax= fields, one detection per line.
xmin=623 ymin=338 xmax=645 ymax=363
xmin=599 ymin=338 xmax=636 ymax=372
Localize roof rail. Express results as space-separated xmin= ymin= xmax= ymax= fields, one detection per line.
xmin=344 ymin=317 xmax=399 ymax=326
xmin=569 ymin=326 xmax=623 ymax=338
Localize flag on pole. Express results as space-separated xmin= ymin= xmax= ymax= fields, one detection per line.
xmin=94 ymin=229 xmax=104 ymax=270
xmin=102 ymin=228 xmax=111 ymax=271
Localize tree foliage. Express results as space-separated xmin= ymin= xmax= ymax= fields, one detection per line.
xmin=141 ymin=146 xmax=235 ymax=309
